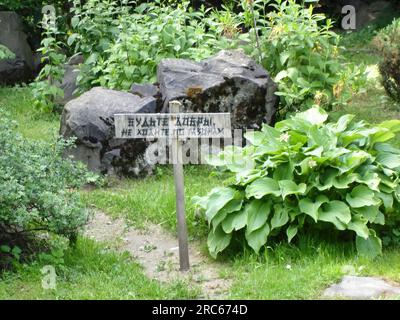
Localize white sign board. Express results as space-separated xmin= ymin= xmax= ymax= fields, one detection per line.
xmin=114 ymin=113 xmax=231 ymax=139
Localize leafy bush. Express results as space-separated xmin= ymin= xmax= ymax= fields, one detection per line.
xmin=194 ymin=107 xmax=400 ymax=259
xmin=31 ymin=13 xmax=66 ymax=113
xmin=373 ymin=18 xmax=400 ymax=102
xmin=0 ymin=110 xmax=95 ymax=267
xmin=240 ymin=0 xmax=365 ymax=115
xmin=68 ymin=0 xmax=239 ymax=91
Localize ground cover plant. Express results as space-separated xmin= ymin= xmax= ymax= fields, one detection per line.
xmin=0 ymin=109 xmax=94 ymax=268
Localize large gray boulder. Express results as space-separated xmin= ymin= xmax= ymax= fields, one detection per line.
xmin=157 ymin=49 xmax=278 ymax=129
xmin=60 ymin=87 xmax=157 ymax=176
xmin=0 ymin=12 xmax=34 ymax=85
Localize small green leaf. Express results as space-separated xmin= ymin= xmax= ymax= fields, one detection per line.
xmin=245 ymin=222 xmax=270 ymax=253
xmin=286 ymin=225 xmax=298 ymax=243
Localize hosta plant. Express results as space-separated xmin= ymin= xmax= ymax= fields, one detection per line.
xmin=193 ymin=107 xmax=400 ymax=259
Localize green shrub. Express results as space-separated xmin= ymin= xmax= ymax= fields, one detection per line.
xmin=31 ymin=12 xmax=66 ymax=113
xmin=240 ymin=0 xmax=365 ymax=116
xmin=68 ymin=0 xmax=239 ymax=91
xmin=373 ymin=18 xmax=400 ymax=102
xmin=0 ymin=110 xmax=95 ymax=266
xmin=194 ymin=107 xmax=400 ymax=259
xmin=0 ymin=45 xmax=15 ymax=60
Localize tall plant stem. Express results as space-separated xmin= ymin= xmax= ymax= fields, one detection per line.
xmin=250 ymin=1 xmax=263 ymax=64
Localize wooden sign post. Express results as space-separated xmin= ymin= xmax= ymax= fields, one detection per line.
xmin=114 ymin=101 xmax=231 ymax=271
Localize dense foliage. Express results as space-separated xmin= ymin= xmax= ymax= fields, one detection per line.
xmin=0 ymin=110 xmax=95 ymax=267
xmin=67 ymin=0 xmax=240 ymax=91
xmin=373 ymin=18 xmax=400 ymax=102
xmin=32 ymin=0 xmax=364 ymax=116
xmin=194 ymin=107 xmax=400 ymax=259
xmin=31 ymin=13 xmax=66 ymax=113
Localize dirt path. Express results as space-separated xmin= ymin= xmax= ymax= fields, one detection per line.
xmin=84 ymin=211 xmax=232 ymax=299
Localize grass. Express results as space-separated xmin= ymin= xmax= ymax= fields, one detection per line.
xmin=0 ymin=86 xmax=59 ymax=142
xmin=82 ymin=166 xmax=227 ymax=239
xmin=2 ymin=14 xmax=400 ymax=299
xmin=0 ymin=237 xmax=198 ymax=300
xmin=227 ymin=237 xmax=400 ymax=299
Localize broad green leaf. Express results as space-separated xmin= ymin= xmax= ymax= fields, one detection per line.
xmin=294 ymin=107 xmax=328 ymax=126
xmin=244 ymin=131 xmax=265 ymax=146
xmin=346 ymin=185 xmax=381 ymax=208
xmin=273 ymin=162 xmax=294 ymax=181
xmin=298 ymin=195 xmax=329 ymax=222
xmin=356 ymin=230 xmax=382 ymax=259
xmin=275 ymin=118 xmax=311 ymax=133
xmin=205 ymin=187 xmax=237 ymax=221
xmin=375 ymin=191 xmax=393 ymax=210
xmin=211 ymin=199 xmax=243 ymax=231
xmin=207 ymin=225 xmax=232 ymax=258
xmin=353 ymin=205 xmax=380 ymax=223
xmin=347 ymin=214 xmax=369 ymax=239
xmin=246 ymin=177 xmax=280 ymax=199
xmin=221 ymin=209 xmax=248 ymax=233
xmin=318 ymin=201 xmax=351 ymax=230
xmin=332 ymin=114 xmax=355 ymax=133
xmin=279 ymin=180 xmax=306 ymax=199
xmin=271 ymin=204 xmax=289 ymax=230
xmin=245 ymin=222 xmax=270 ymax=253
xmin=354 ymin=172 xmax=381 ymax=192
xmin=373 ymin=211 xmax=385 ymax=225
xmin=246 ymin=200 xmax=272 ymax=233
xmin=286 ymin=225 xmax=298 ymax=243
xmin=280 ymin=51 xmax=290 ymax=65
xmin=333 ymin=174 xmax=358 ymax=189
xmin=192 ymin=195 xmax=208 ymax=210
xmin=378 ymin=119 xmax=400 ymax=133
xmin=376 ymin=152 xmax=400 ymax=169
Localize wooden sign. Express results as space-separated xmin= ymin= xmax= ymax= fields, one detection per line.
xmin=114 ymin=113 xmax=231 ymax=139
xmin=114 ymin=102 xmax=232 ymax=272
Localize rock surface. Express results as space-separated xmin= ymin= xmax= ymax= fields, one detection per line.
xmin=61 ymin=50 xmax=278 ymax=176
xmin=56 ymin=54 xmax=84 ymax=105
xmin=323 ymin=275 xmax=400 ymax=299
xmin=0 ymin=58 xmax=32 ymax=86
xmin=60 ymin=87 xmax=157 ymax=176
xmin=130 ymin=83 xmax=163 ymax=112
xmin=0 ymin=11 xmax=34 ymax=84
xmin=157 ymin=49 xmax=278 ymax=129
